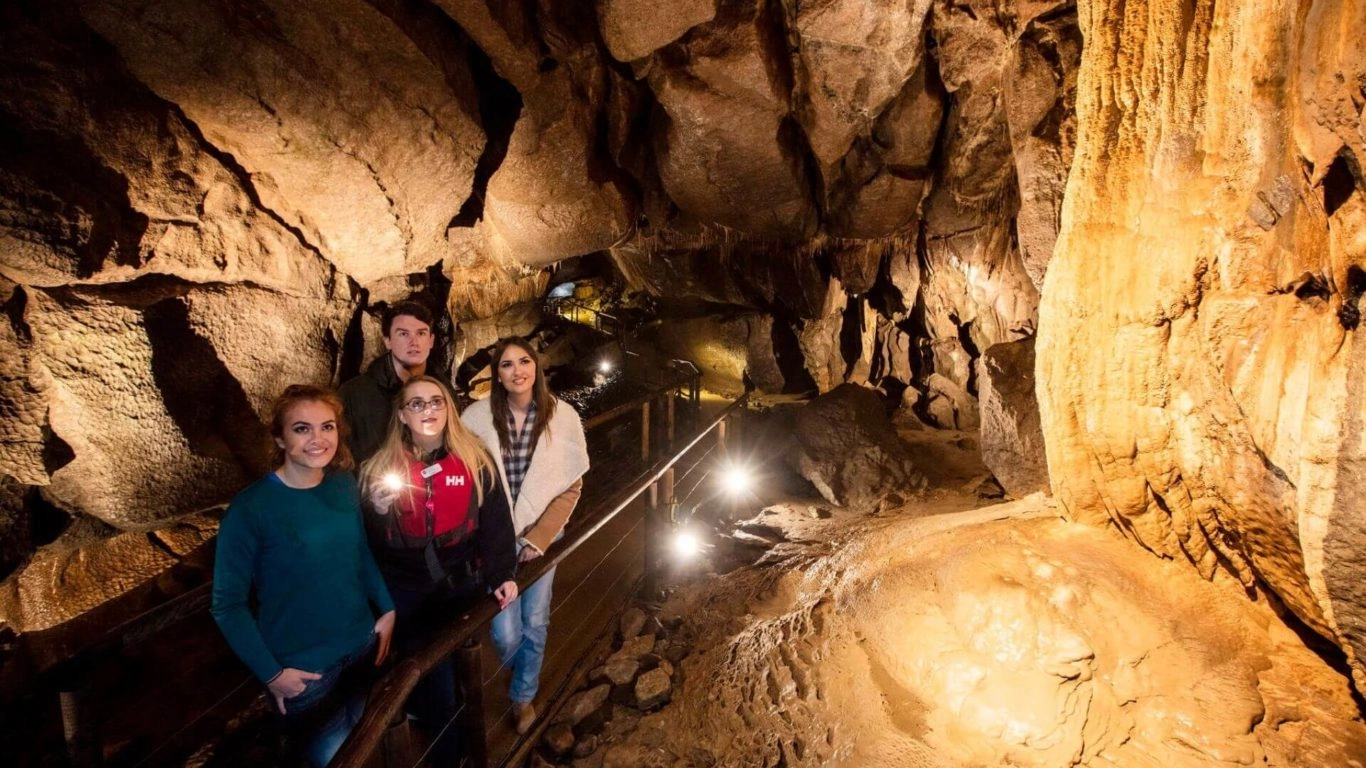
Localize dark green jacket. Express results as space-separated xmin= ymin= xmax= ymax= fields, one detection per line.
xmin=339 ymin=354 xmax=403 ymax=466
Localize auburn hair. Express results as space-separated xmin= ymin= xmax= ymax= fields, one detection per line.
xmin=267 ymin=384 xmax=355 ymax=472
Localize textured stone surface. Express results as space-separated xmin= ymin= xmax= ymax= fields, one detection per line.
xmin=556 ymin=684 xmax=612 ymax=728
xmin=633 ymin=667 xmax=672 ymax=710
xmin=81 ymin=0 xmax=485 ymax=286
xmin=977 ymin=337 xmax=1048 ymax=496
xmin=601 ymin=655 xmax=640 ymax=687
xmin=598 ymin=0 xmax=715 ymax=63
xmin=647 ymin=8 xmax=817 ymax=238
xmin=543 ymin=722 xmax=575 ymax=756
xmin=650 ymin=314 xmax=780 ymax=396
xmin=607 ymin=503 xmax=1366 ymax=766
xmin=619 ymin=606 xmax=647 ymax=640
xmin=1036 ymin=0 xmax=1366 ymax=686
xmin=922 ymin=372 xmax=979 ymax=431
xmin=793 ymin=0 xmax=930 ymax=169
xmin=0 ymin=511 xmax=217 ymax=634
xmin=791 ymin=384 xmax=923 ymax=507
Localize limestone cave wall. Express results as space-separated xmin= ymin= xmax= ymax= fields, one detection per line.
xmin=1037 ymin=0 xmax=1366 ymax=688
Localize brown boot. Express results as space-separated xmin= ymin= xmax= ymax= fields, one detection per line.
xmin=513 ymin=702 xmax=536 ymax=735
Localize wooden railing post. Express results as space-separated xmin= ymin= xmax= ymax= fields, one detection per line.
xmin=644 ymin=480 xmax=660 ymax=595
xmin=662 ymin=467 xmax=675 ymax=520
xmin=640 ymin=400 xmax=651 ymax=463
xmin=454 ymin=636 xmax=488 ymax=768
xmin=666 ymin=391 xmax=676 ymax=450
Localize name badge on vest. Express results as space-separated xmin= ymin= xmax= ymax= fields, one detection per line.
xmin=421 ymin=463 xmax=442 ymax=479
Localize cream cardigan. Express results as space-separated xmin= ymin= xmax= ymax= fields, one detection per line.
xmin=462 ymin=396 xmax=590 ymax=540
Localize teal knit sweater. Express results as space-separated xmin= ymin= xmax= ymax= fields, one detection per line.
xmin=211 ymin=471 xmax=395 ymax=683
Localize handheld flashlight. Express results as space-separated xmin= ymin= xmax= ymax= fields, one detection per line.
xmin=383 ymin=473 xmax=403 ymax=491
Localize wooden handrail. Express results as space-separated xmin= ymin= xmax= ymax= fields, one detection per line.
xmin=12 ymin=364 xmax=710 ymax=768
xmin=331 ymin=393 xmax=748 ymax=768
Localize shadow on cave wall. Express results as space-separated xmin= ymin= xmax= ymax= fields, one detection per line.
xmin=144 ymin=297 xmax=269 ymax=478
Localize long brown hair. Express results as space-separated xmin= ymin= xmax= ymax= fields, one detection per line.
xmin=267 ymin=384 xmax=355 ymax=472
xmin=489 ymin=336 xmax=557 ymax=451
xmin=359 ymin=375 xmax=493 ymax=504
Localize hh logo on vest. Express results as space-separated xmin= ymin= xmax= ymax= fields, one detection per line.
xmin=389 ymin=454 xmax=478 ymax=543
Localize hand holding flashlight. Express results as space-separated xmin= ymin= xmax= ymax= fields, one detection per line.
xmin=369 ymin=473 xmax=403 ymax=514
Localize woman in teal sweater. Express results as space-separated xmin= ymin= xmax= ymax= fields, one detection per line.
xmin=212 ymin=384 xmax=396 ymax=767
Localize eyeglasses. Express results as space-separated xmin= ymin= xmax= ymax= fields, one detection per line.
xmin=402 ymin=396 xmax=447 ymax=413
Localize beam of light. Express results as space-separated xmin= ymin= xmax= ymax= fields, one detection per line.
xmin=382 ymin=473 xmax=404 ymax=491
xmin=672 ymin=529 xmax=702 ymax=559
xmin=720 ymin=463 xmax=752 ymax=495
xmin=598 ymin=359 xmax=613 ymax=373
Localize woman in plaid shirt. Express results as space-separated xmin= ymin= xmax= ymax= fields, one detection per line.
xmin=462 ymin=337 xmax=591 ymax=735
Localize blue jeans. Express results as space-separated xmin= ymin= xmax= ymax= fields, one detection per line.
xmin=281 ymin=636 xmax=376 ymax=767
xmin=491 ymin=566 xmax=555 ymax=704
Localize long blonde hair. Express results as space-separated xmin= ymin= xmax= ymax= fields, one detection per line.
xmin=359 ymin=376 xmax=493 ymax=505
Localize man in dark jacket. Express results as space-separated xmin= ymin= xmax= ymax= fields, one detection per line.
xmin=340 ymin=301 xmax=435 ymax=465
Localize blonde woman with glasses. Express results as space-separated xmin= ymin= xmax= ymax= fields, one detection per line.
xmin=359 ymin=375 xmax=517 ymax=763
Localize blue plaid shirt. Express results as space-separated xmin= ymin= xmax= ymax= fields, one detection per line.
xmin=503 ymin=400 xmax=537 ymax=505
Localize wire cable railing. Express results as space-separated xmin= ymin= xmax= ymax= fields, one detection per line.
xmin=11 ymin=362 xmax=711 ymax=768
xmin=332 ymin=392 xmax=749 ymax=768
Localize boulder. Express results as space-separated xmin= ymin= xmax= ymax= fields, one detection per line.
xmin=790 ymin=384 xmax=924 ymax=507
xmin=616 ymin=633 xmax=655 ymax=661
xmin=543 ymin=722 xmax=575 ymax=756
xmin=826 ymin=60 xmax=943 ymax=238
xmin=82 ymin=0 xmax=485 ymax=286
xmin=556 ymin=684 xmax=612 ymax=728
xmin=791 ymin=0 xmax=932 ymax=180
xmin=599 ymin=704 xmax=642 ymax=742
xmin=619 ymin=607 xmax=647 ymax=641
xmin=572 ymin=733 xmax=600 ymax=759
xmin=977 ymin=337 xmax=1048 ymax=496
xmin=922 ymin=373 xmax=980 ymax=431
xmin=633 ymin=667 xmax=672 ymax=710
xmin=646 ymin=10 xmax=817 ymax=238
xmin=601 ymin=655 xmax=640 ymax=687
